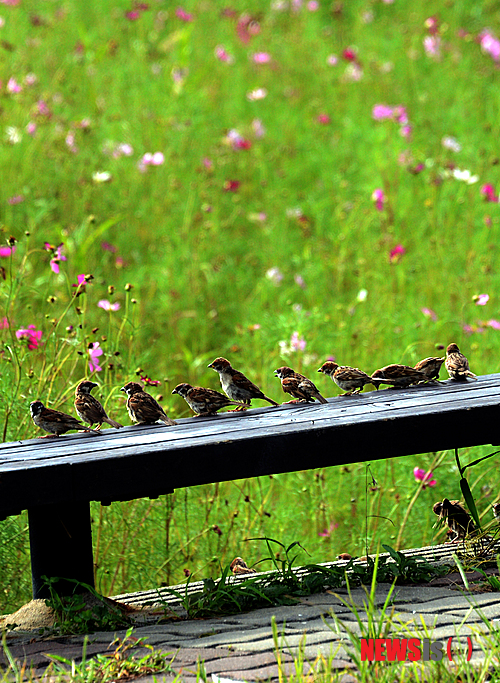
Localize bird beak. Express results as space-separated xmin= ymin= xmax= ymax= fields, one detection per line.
xmin=120 ymin=387 xmax=125 ymax=392
xmin=207 ymin=363 xmax=213 ymax=368
xmin=273 ymin=370 xmax=279 ymax=377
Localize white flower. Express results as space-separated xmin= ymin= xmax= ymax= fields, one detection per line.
xmin=92 ymin=171 xmax=112 ymax=183
xmin=451 ymin=168 xmax=479 ymax=184
xmin=441 ymin=136 xmax=461 ymax=152
xmin=357 ymin=288 xmax=368 ymax=302
xmin=5 ymin=126 xmax=21 ymax=144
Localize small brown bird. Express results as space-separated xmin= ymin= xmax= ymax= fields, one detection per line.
xmin=75 ymin=380 xmax=123 ymax=430
xmin=30 ymin=400 xmax=98 ymax=437
xmin=171 ymin=383 xmax=247 ymax=416
xmin=121 ymin=382 xmax=177 ymax=426
xmin=337 ymin=553 xmax=352 ymax=562
xmin=208 ymin=357 xmax=278 ymax=408
xmin=230 ymin=557 xmax=256 ymax=575
xmin=414 ymin=357 xmax=445 ymax=382
xmin=371 ymin=364 xmax=426 ymax=388
xmin=445 ymin=343 xmax=477 ymax=381
xmin=318 ymin=361 xmax=377 ymax=395
xmin=433 ymin=498 xmax=476 ymax=541
xmin=274 ymin=366 xmax=328 ymax=404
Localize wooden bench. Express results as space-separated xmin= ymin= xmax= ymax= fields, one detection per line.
xmin=1 ymin=374 xmax=500 ymax=599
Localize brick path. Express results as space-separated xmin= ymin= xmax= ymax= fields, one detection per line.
xmin=2 ymin=546 xmax=499 ymax=681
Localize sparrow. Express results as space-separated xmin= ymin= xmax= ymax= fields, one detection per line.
xmin=74 ymin=380 xmax=123 ymax=430
xmin=492 ymin=503 xmax=500 ymax=522
xmin=445 ymin=343 xmax=477 ymax=381
xmin=432 ymin=498 xmax=476 ymax=541
xmin=230 ymin=557 xmax=256 ymax=575
xmin=370 ymin=364 xmax=426 ymax=388
xmin=30 ymin=400 xmax=98 ymax=437
xmin=171 ymin=383 xmax=247 ymax=416
xmin=337 ymin=553 xmax=352 ymax=561
xmin=274 ymin=366 xmax=328 ymax=404
xmin=414 ymin=357 xmax=445 ymax=382
xmin=208 ymin=357 xmax=278 ymax=408
xmin=120 ymin=382 xmax=177 ymax=426
xmin=317 ymin=361 xmax=376 ymax=395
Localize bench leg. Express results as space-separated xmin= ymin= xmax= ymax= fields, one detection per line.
xmin=28 ymin=501 xmax=95 ymax=599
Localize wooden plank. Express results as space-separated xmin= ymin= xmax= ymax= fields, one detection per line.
xmin=1 ymin=375 xmax=500 ymax=517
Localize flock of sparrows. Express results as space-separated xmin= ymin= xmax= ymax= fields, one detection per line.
xmin=29 ymin=342 xmax=476 ymax=437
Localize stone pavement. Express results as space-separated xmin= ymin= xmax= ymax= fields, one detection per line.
xmin=2 ymin=547 xmax=500 ymax=681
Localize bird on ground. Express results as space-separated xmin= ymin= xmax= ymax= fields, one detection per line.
xmin=445 ymin=343 xmax=477 ymax=381
xmin=171 ymin=383 xmax=247 ymax=416
xmin=432 ymin=498 xmax=476 ymax=541
xmin=208 ymin=357 xmax=278 ymax=408
xmin=121 ymin=382 xmax=177 ymax=426
xmin=30 ymin=400 xmax=98 ymax=437
xmin=74 ymin=380 xmax=123 ymax=430
xmin=414 ymin=357 xmax=445 ymax=382
xmin=317 ymin=361 xmax=377 ymax=395
xmin=230 ymin=557 xmax=256 ymax=575
xmin=370 ymin=364 xmax=426 ymax=388
xmin=274 ymin=366 xmax=328 ymax=404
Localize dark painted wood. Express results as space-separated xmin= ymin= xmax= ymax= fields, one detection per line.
xmin=28 ymin=501 xmax=95 ymax=597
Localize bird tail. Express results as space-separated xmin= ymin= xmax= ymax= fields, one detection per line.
xmin=316 ymin=393 xmax=328 ymax=404
xmin=104 ymin=417 xmax=124 ymax=429
xmin=159 ymin=415 xmax=177 ymax=426
xmin=466 ymin=371 xmax=478 ymax=380
xmin=263 ymin=395 xmax=279 ymax=407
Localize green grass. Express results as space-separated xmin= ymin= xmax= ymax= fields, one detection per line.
xmin=2 ymin=0 xmax=500 ymax=613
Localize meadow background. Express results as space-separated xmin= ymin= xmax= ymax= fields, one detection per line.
xmin=1 ymin=0 xmax=500 ymax=614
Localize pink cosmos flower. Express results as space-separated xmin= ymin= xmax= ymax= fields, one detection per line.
xmin=65 ymin=132 xmax=78 ymax=154
xmin=140 ymin=374 xmax=161 ymax=386
xmin=0 ymin=317 xmax=9 ymax=329
xmin=421 ymin=307 xmax=438 ymax=322
xmin=413 ymin=467 xmax=436 ymax=488
xmin=342 ymin=48 xmax=358 ymax=62
xmin=26 ymin=122 xmax=37 ymax=135
xmin=252 ymin=52 xmax=271 ymax=64
xmin=326 ymin=54 xmax=338 ymax=66
xmin=226 ymin=129 xmax=251 ymax=150
xmin=72 ymin=274 xmax=87 ymax=288
xmin=223 ymin=180 xmax=240 ymax=192
xmin=480 ymin=30 xmax=500 ymax=62
xmin=7 ymin=77 xmax=22 ymax=93
xmin=423 ymin=35 xmax=441 ymax=58
xmin=125 ymin=10 xmax=141 ymax=19
xmin=307 ymin=0 xmax=319 ymax=10
xmin=0 ymin=245 xmax=15 ymax=257
xmin=45 ymin=243 xmax=67 ymax=274
xmin=175 ymin=7 xmax=192 ymax=21
xmin=7 ymin=195 xmax=24 ymax=204
xmin=317 ymin=113 xmax=331 ymax=124
xmin=101 ymin=242 xmax=117 ymax=253
xmin=390 ymin=244 xmax=406 ymax=263
xmin=294 ymin=274 xmax=306 ymax=289
xmin=98 ymin=299 xmax=120 ymax=311
xmin=138 ymin=152 xmax=164 ymax=172
xmin=481 ymin=184 xmax=499 ymax=202
xmin=88 ymin=342 xmax=103 ymax=373
xmin=487 ymin=319 xmax=500 ymax=330
xmin=36 ymin=100 xmax=50 ymax=116
xmin=290 ymin=331 xmax=306 ymax=351
xmin=475 ymin=293 xmax=489 ymax=306
xmin=16 ymin=325 xmax=43 ymax=350
xmin=1 ymin=0 xmax=21 ymax=5
xmin=202 ymin=157 xmax=213 ymax=169
xmin=372 ymin=188 xmax=386 ymax=211
xmin=251 ymin=118 xmax=266 ymax=138
xmin=215 ymin=45 xmax=234 ymax=63
xmin=372 ymin=104 xmax=394 ymax=120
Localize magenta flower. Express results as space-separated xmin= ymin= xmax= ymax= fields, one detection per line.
xmin=252 ymin=52 xmax=271 ymax=64
xmin=101 ymin=242 xmax=117 ymax=253
xmin=372 ymin=104 xmax=394 ymax=120
xmin=487 ymin=319 xmax=500 ymax=330
xmin=175 ymin=7 xmax=192 ymax=21
xmin=389 ymin=244 xmax=406 ymax=263
xmin=36 ymin=100 xmax=50 ymax=117
xmin=7 ymin=194 xmax=24 ymax=205
xmin=72 ymin=274 xmax=87 ymax=289
xmin=342 ymin=48 xmax=358 ymax=62
xmin=125 ymin=9 xmax=141 ymax=19
xmin=326 ymin=54 xmax=338 ymax=66
xmin=140 ymin=374 xmax=161 ymax=386
xmin=421 ymin=307 xmax=438 ymax=322
xmin=226 ymin=129 xmax=252 ymax=150
xmin=26 ymin=122 xmax=37 ymax=136
xmin=223 ymin=180 xmax=240 ymax=192
xmin=413 ymin=467 xmax=436 ymax=488
xmin=319 ymin=521 xmax=339 ymax=537
xmin=88 ymin=342 xmax=103 ymax=373
xmin=317 ymin=113 xmax=331 ymax=124
xmin=423 ymin=35 xmax=441 ymax=57
xmin=475 ymin=293 xmax=489 ymax=306
xmin=481 ymin=184 xmax=499 ymax=202
xmin=372 ymin=188 xmax=386 ymax=211
xmin=44 ymin=243 xmax=66 ymax=274
xmin=138 ymin=151 xmax=164 ymax=172
xmin=214 ymin=45 xmax=234 ymax=63
xmin=98 ymin=299 xmax=120 ymax=312
xmin=0 ymin=317 xmax=9 ymax=329
xmin=16 ymin=325 xmax=43 ymax=350
xmin=0 ymin=245 xmax=15 ymax=257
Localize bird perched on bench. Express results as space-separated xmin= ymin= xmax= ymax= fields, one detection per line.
xmin=445 ymin=343 xmax=477 ymax=381
xmin=413 ymin=357 xmax=445 ymax=382
xmin=230 ymin=557 xmax=256 ymax=575
xmin=274 ymin=366 xmax=328 ymax=404
xmin=208 ymin=357 xmax=278 ymax=409
xmin=172 ymin=383 xmax=247 ymax=416
xmin=75 ymin=380 xmax=123 ymax=430
xmin=121 ymin=382 xmax=177 ymax=425
xmin=370 ymin=364 xmax=426 ymax=388
xmin=432 ymin=498 xmax=476 ymax=542
xmin=30 ymin=400 xmax=99 ymax=437
xmin=317 ymin=361 xmax=377 ymax=395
